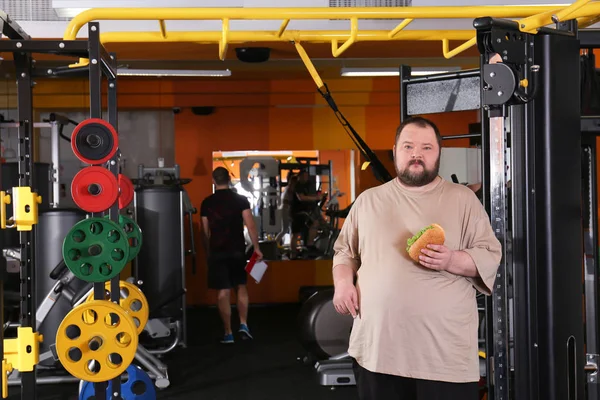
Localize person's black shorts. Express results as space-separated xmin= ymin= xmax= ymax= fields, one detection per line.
xmin=352 ymin=359 xmax=479 ymax=400
xmin=207 ymin=252 xmax=247 ymax=290
xmin=291 ymin=213 xmax=310 ymax=234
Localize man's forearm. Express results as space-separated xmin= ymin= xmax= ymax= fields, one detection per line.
xmin=333 ymin=264 xmax=356 ymax=287
xmin=447 ymin=250 xmax=479 ymax=278
xmin=248 ymin=226 xmax=260 ymax=249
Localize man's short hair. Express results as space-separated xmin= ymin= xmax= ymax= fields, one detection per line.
xmin=395 ymin=116 xmax=442 ymax=148
xmin=212 ymin=167 xmax=231 ymax=185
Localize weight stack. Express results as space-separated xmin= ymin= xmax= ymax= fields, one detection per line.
xmin=134 ymin=185 xmax=185 ymax=320
xmin=34 ymin=209 xmax=87 ymax=367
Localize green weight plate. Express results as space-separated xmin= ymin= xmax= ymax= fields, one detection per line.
xmin=104 ymin=214 xmax=143 ymax=261
xmin=62 ymin=217 xmax=130 ymax=282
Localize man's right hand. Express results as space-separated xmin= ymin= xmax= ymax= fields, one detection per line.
xmin=333 ymin=282 xmax=359 ymax=318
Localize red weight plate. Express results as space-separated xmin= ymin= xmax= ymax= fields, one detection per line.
xmin=118 ymin=174 xmax=134 ymax=209
xmin=71 ymin=118 xmax=119 ymax=165
xmin=71 ymin=167 xmax=119 ymax=213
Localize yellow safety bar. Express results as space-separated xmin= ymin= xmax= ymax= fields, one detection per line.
xmin=63 ymin=3 xmax=600 ymax=64
xmin=60 ymin=2 xmax=600 ymax=86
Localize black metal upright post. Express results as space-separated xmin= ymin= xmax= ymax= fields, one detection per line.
xmin=13 ymin=51 xmax=36 ymax=400
xmin=107 ymin=50 xmax=122 ymax=400
xmin=87 ymin=21 xmax=109 ymax=400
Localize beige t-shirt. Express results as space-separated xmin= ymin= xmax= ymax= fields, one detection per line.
xmin=332 ymin=177 xmax=502 ymax=383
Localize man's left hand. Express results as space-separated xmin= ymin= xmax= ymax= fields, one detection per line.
xmin=419 ymin=244 xmax=454 ymax=271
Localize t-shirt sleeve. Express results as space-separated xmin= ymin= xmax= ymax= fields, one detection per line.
xmin=461 ymin=195 xmax=503 ymax=295
xmin=239 ymin=195 xmax=251 ymax=212
xmin=200 ymin=199 xmax=208 ymax=217
xmin=332 ymin=199 xmax=361 ymax=272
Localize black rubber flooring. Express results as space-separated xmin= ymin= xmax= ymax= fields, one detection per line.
xmin=7 ymin=304 xmax=359 ymax=400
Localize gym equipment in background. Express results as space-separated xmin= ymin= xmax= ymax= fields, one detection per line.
xmin=297 ymin=288 xmax=356 ymax=388
xmin=133 ymin=162 xmax=195 ymax=353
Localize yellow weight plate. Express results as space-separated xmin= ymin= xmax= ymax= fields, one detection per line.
xmin=56 ymin=300 xmax=138 ymax=383
xmin=85 ymin=281 xmax=149 ymax=335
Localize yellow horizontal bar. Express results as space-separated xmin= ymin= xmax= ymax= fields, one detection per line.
xmin=100 ymin=30 xmax=477 ymax=44
xmin=63 ymin=5 xmax=588 ymax=40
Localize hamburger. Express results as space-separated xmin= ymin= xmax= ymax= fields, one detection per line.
xmin=406 ymin=223 xmax=445 ymax=262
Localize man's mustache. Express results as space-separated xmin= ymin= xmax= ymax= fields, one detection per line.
xmin=409 ymin=160 xmax=424 ymax=167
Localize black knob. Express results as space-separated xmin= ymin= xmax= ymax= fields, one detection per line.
xmin=86 ymin=134 xmax=101 ymax=148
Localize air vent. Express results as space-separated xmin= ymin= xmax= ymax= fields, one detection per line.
xmin=330 ymin=0 xmax=411 ymax=6
xmin=0 ymin=0 xmax=69 ymax=21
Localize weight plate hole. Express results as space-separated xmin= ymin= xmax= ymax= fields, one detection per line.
xmin=26 ymin=345 xmax=31 ymax=353
xmin=105 ymin=312 xmax=120 ymax=328
xmin=88 ymin=336 xmax=103 ymax=351
xmin=111 ymin=249 xmax=125 ymax=262
xmin=131 ymin=381 xmax=147 ymax=395
xmin=107 ymin=230 xmax=120 ymax=243
xmin=24 ymin=205 xmax=30 ymax=213
xmin=82 ymin=310 xmax=97 ymax=325
xmin=86 ymin=359 xmax=101 ymax=375
xmin=107 ymin=353 xmax=123 ymax=369
xmin=133 ymin=317 xmax=140 ymax=328
xmin=89 ymin=222 xmax=103 ymax=235
xmin=124 ymin=223 xmax=134 ymax=233
xmin=68 ymin=347 xmax=82 ymax=363
xmin=71 ymin=229 xmax=86 ymax=243
xmin=68 ymin=249 xmax=81 ymax=262
xmin=130 ymin=300 xmax=142 ymax=312
xmin=116 ymin=332 xmax=132 ymax=347
xmin=99 ymin=263 xmax=112 ymax=276
xmin=65 ymin=324 xmax=81 ymax=340
xmin=120 ymin=287 xmax=130 ymax=299
xmin=129 ymin=238 xmax=138 ymax=248
xmin=80 ymin=263 xmax=93 ymax=277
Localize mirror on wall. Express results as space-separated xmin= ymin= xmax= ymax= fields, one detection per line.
xmin=212 ymin=150 xmax=355 ymax=261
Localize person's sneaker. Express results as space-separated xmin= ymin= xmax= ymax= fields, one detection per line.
xmin=238 ymin=324 xmax=253 ymax=340
xmin=220 ymin=333 xmax=234 ymax=344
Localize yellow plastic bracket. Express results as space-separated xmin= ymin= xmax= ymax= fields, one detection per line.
xmin=0 ymin=192 xmax=11 ymax=230
xmin=11 ymin=187 xmax=42 ymax=232
xmin=2 ymin=360 xmax=12 ymax=399
xmin=2 ymin=327 xmax=43 ymax=398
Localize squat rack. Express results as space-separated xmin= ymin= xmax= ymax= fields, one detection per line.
xmin=0 ymin=1 xmax=599 ymax=399
xmin=0 ymin=10 xmax=123 ymax=400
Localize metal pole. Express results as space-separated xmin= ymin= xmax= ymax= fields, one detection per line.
xmin=50 ymin=121 xmax=60 ymax=208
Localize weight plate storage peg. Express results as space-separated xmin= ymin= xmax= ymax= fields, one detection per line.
xmin=72 ymin=167 xmax=119 ymax=213
xmin=118 ymin=174 xmax=134 ymax=209
xmin=86 ymin=280 xmax=149 ymax=335
xmin=71 ymin=118 xmax=119 ymax=165
xmin=62 ymin=218 xmax=130 ymax=282
xmin=104 ymin=214 xmax=143 ymax=261
xmin=56 ymin=300 xmax=138 ymax=383
xmin=79 ymin=364 xmax=156 ymax=400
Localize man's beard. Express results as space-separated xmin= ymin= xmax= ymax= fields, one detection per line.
xmin=396 ymin=158 xmax=440 ymax=187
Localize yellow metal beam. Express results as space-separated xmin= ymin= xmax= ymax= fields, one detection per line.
xmin=64 ymin=5 xmax=587 ymax=41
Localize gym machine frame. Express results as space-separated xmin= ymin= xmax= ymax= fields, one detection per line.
xmin=401 ymin=15 xmax=600 ymax=400
xmin=0 ymin=11 xmax=126 ymax=400
xmin=0 ymin=1 xmax=593 ymax=398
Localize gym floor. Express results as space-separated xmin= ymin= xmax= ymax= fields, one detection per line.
xmin=7 ymin=304 xmax=358 ymax=400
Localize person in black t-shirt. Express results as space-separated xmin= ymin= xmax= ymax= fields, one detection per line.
xmin=201 ymin=167 xmax=263 ymax=344
xmin=289 ymin=170 xmax=321 ymax=258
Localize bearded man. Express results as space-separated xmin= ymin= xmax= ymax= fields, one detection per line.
xmin=331 ymin=116 xmax=502 ymax=400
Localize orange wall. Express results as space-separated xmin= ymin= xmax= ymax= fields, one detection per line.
xmin=172 ymin=78 xmax=477 ymax=305
xmin=23 ymin=76 xmax=477 ymax=305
